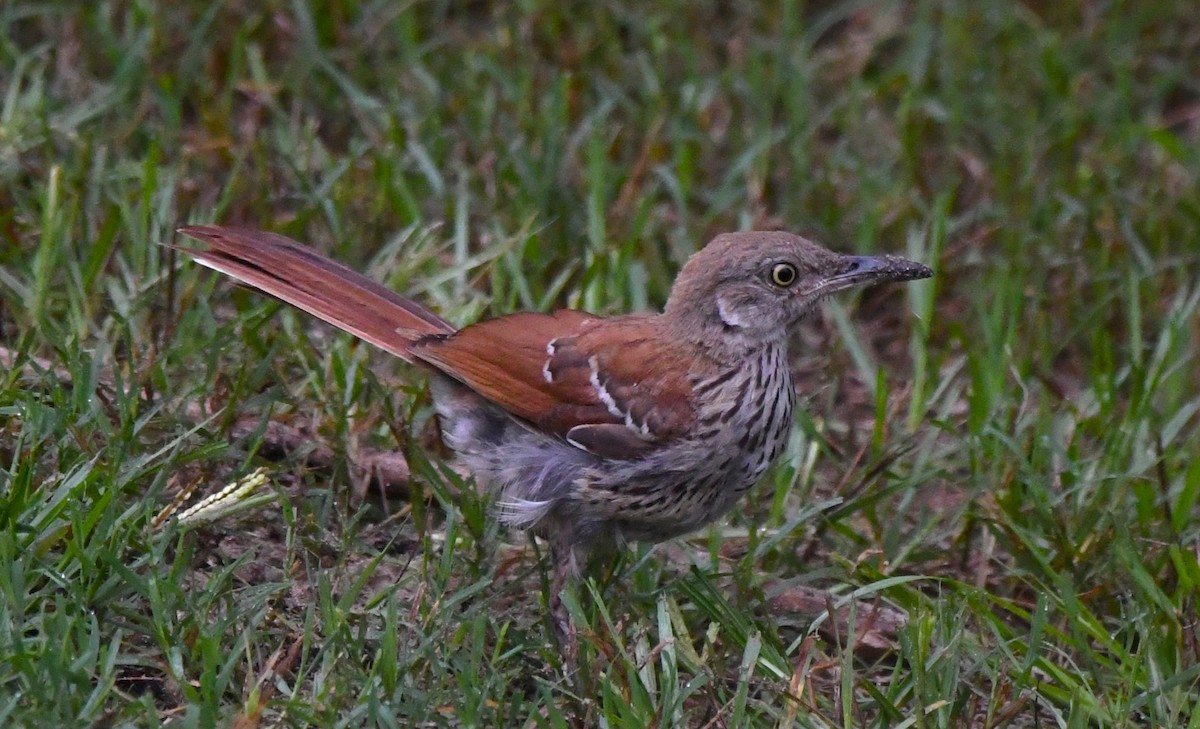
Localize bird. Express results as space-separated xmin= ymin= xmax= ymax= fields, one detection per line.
xmin=175 ymin=225 xmax=932 ymax=645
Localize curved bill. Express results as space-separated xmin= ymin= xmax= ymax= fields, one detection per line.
xmin=804 ymin=254 xmax=934 ymax=297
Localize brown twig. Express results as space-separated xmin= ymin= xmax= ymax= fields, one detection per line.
xmin=766 ymin=582 xmax=908 ymax=654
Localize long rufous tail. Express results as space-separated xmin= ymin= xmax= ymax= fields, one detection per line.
xmin=175 ymin=225 xmax=456 ymax=360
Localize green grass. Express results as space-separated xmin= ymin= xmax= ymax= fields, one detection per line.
xmin=2 ymin=1 xmax=1199 ymax=726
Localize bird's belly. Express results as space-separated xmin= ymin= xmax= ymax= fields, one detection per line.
xmin=586 ymin=377 xmax=797 ymax=542
xmin=437 ymin=360 xmax=797 ymax=548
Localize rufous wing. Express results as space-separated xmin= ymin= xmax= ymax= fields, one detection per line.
xmin=410 ymin=312 xmax=697 ymax=458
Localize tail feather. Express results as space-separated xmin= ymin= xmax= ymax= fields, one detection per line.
xmin=175 ymin=225 xmax=455 ymax=360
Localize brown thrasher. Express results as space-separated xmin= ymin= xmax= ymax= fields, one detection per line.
xmin=177 ymin=225 xmax=931 ymax=640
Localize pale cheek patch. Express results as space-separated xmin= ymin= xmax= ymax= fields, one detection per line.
xmin=717 ymin=295 xmax=747 ymax=328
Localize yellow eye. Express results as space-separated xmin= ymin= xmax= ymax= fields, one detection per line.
xmin=770 ymin=262 xmax=798 ymax=287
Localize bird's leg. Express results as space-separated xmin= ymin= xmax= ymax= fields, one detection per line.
xmin=548 ymin=542 xmax=580 ymax=671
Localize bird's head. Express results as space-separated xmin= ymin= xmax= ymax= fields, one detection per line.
xmin=665 ymin=231 xmax=933 ymax=348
